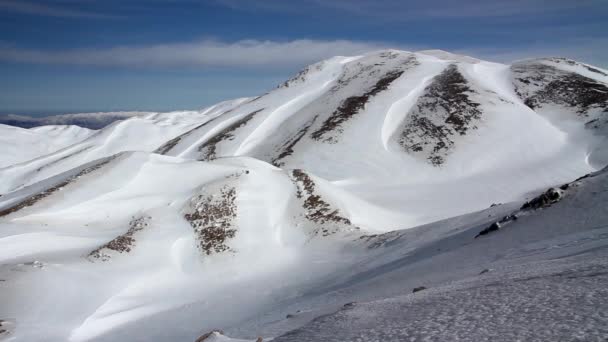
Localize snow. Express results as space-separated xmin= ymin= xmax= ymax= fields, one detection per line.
xmin=0 ymin=124 xmax=93 ymax=168
xmin=0 ymin=49 xmax=607 ymax=341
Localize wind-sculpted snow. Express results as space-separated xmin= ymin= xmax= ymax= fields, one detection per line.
xmin=398 ymin=64 xmax=482 ymax=165
xmin=197 ymin=109 xmax=265 ymax=161
xmin=0 ymin=155 xmax=116 ymax=218
xmin=1 ymin=49 xmax=608 ymax=342
xmin=0 ymin=124 xmax=93 ymax=168
xmin=271 ymin=115 xmax=318 ymax=167
xmin=310 ymin=53 xmax=418 ymax=143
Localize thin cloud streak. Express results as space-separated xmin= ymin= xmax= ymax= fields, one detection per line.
xmin=0 ymin=0 xmax=122 ymax=19
xmin=214 ymin=0 xmax=604 ymax=20
xmin=0 ymin=39 xmax=394 ymax=69
xmin=1 ymin=38 xmax=606 ymax=70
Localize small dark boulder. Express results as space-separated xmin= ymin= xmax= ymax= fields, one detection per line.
xmin=475 ymin=221 xmax=501 ymax=238
xmin=521 ymin=187 xmax=562 ymax=210
xmin=412 ymin=286 xmax=427 ymax=293
xmin=343 ymin=302 xmax=357 ymax=308
xmin=195 ymin=330 xmax=224 ymax=342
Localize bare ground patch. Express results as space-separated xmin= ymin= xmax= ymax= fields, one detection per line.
xmin=311 ymin=70 xmax=405 ymax=143
xmin=271 ymin=115 xmax=319 ymax=167
xmin=399 ymin=64 xmax=482 ymax=166
xmin=88 ymin=215 xmax=151 ymax=261
xmin=184 ymin=180 xmax=239 ymax=255
xmin=291 ymin=169 xmax=354 ymax=237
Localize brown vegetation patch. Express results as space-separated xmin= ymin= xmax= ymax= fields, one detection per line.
xmin=271 ymin=115 xmax=319 ymax=167
xmin=399 ymin=64 xmax=482 ymax=166
xmin=184 ymin=185 xmax=238 ymax=255
xmin=197 ymin=109 xmax=264 ymax=161
xmin=512 ymin=62 xmax=608 ymax=116
xmin=89 ymin=216 xmax=151 ymax=261
xmin=291 ymin=169 xmax=352 ymax=236
xmin=526 ymin=75 xmax=608 ymax=114
xmin=311 ymin=71 xmax=405 ymax=143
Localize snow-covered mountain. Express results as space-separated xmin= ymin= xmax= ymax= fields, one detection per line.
xmin=0 ymin=49 xmax=607 ymax=341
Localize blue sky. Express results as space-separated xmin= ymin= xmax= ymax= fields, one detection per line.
xmin=1 ymin=0 xmax=607 ymax=115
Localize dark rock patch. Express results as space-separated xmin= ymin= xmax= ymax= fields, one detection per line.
xmin=195 ymin=330 xmax=224 ymax=342
xmin=311 ymin=70 xmax=405 ymax=143
xmin=521 ymin=187 xmax=563 ymax=210
xmin=412 ymin=286 xmax=427 ymax=293
xmin=272 ymin=115 xmax=319 ymax=167
xmin=197 ymin=109 xmax=264 ymax=161
xmin=184 ymin=185 xmax=238 ymax=255
xmin=89 ymin=216 xmax=151 ymax=261
xmin=291 ymin=169 xmax=353 ymax=236
xmin=399 ymin=64 xmax=482 ymax=166
xmin=512 ymin=62 xmax=608 ymax=116
xmin=475 ymin=221 xmax=502 ymax=238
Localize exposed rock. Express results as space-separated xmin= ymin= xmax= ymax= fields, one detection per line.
xmin=197 ymin=109 xmax=264 ymax=161
xmin=195 ymin=330 xmax=224 ymax=342
xmin=412 ymin=286 xmax=427 ymax=293
xmin=512 ymin=61 xmax=608 ymax=117
xmin=311 ymin=70 xmax=406 ymax=143
xmin=475 ymin=222 xmax=501 ymax=238
xmin=89 ymin=216 xmax=151 ymax=261
xmin=272 ymin=115 xmax=319 ymax=167
xmin=343 ymin=302 xmax=357 ymax=308
xmin=184 ymin=184 xmax=238 ymax=255
xmin=521 ymin=187 xmax=563 ymax=210
xmin=290 ymin=169 xmax=353 ymax=236
xmin=399 ymin=64 xmax=482 ymax=166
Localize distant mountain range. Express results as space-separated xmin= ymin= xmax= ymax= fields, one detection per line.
xmin=0 ymin=111 xmax=150 ymax=129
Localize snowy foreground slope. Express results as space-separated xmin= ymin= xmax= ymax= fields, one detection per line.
xmin=0 ymin=50 xmax=607 ymax=341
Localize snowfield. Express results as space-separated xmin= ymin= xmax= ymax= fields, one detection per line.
xmin=0 ymin=49 xmax=607 ymax=341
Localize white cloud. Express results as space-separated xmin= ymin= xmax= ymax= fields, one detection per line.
xmin=1 ymin=37 xmax=606 ymax=70
xmin=0 ymin=39 xmax=393 ymax=69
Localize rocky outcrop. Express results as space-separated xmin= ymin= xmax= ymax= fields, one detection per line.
xmin=399 ymin=64 xmax=482 ymax=166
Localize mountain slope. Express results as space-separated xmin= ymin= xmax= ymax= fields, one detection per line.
xmin=0 ymin=49 xmax=607 ymax=342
